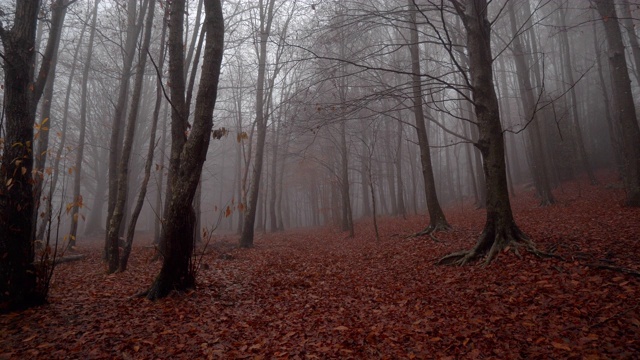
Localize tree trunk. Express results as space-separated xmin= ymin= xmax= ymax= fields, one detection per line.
xmin=558 ymin=6 xmax=597 ymax=184
xmin=619 ymin=0 xmax=640 ymax=85
xmin=408 ymin=0 xmax=450 ymax=234
xmin=593 ymin=0 xmax=640 ymax=206
xmin=0 ymin=0 xmax=44 ymax=312
xmin=36 ymin=9 xmax=89 ymax=241
xmin=146 ymin=0 xmax=224 ymax=300
xmin=440 ymin=0 xmax=533 ymax=265
xmin=395 ymin=117 xmax=407 ymax=219
xmin=153 ymin=101 xmax=169 ymax=243
xmin=591 ymin=11 xmax=623 ymax=172
xmin=32 ymin=0 xmax=69 ymax=236
xmin=68 ymin=0 xmax=100 ymax=249
xmin=339 ymin=120 xmax=354 ymax=236
xmin=107 ymin=0 xmax=155 ymax=273
xmin=105 ymin=0 xmax=145 ymax=259
xmin=240 ymin=0 xmax=276 ymax=248
xmin=507 ymin=1 xmax=555 ymax=205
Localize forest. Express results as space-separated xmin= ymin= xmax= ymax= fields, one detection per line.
xmin=0 ymin=0 xmax=639 ymax=358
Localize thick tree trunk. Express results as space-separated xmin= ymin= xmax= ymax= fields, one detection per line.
xmin=593 ymin=0 xmax=640 ymax=206
xmin=440 ymin=0 xmax=533 ymax=265
xmin=408 ymin=0 xmax=450 ymax=234
xmin=146 ymin=0 xmax=224 ymax=300
xmin=0 ymin=0 xmax=44 ymax=312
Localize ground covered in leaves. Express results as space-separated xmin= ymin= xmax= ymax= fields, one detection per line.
xmin=1 ymin=173 xmax=639 ymax=359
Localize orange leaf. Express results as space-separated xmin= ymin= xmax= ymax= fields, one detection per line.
xmin=552 ymin=342 xmax=571 ymax=351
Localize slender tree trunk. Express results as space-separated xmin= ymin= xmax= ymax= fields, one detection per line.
xmin=619 ymin=0 xmax=640 ymax=85
xmin=592 ymin=12 xmax=623 ymax=171
xmin=395 ymin=117 xmax=407 ymax=219
xmin=105 ymin=0 xmax=145 ymax=259
xmin=32 ymin=0 xmax=69 ymax=236
xmin=107 ymin=0 xmax=155 ymax=273
xmin=558 ymin=7 xmax=597 ymax=184
xmin=507 ymin=2 xmax=555 ymax=205
xmin=408 ymin=0 xmax=450 ymax=233
xmin=68 ymin=0 xmax=100 ymax=249
xmin=240 ymin=0 xmax=276 ymax=248
xmin=154 ymin=103 xmax=169 ymax=244
xmin=593 ymin=0 xmax=640 ymax=206
xmin=269 ymin=114 xmax=281 ymax=232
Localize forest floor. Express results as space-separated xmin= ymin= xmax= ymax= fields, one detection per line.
xmin=1 ymin=172 xmax=640 ymax=359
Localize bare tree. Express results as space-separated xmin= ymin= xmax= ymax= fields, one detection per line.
xmin=407 ymin=0 xmax=450 ymax=235
xmin=592 ymin=0 xmax=640 ymax=206
xmin=105 ymin=0 xmax=146 ymax=260
xmin=0 ymin=0 xmax=47 ymax=312
xmin=145 ymin=0 xmax=224 ymax=300
xmin=68 ymin=0 xmax=100 ymax=249
xmin=107 ymin=0 xmax=155 ymax=273
xmin=440 ymin=0 xmax=540 ymax=265
xmin=240 ymin=0 xmax=277 ymax=248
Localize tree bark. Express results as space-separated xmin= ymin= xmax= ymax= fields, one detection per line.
xmin=408 ymin=0 xmax=450 ymax=234
xmin=146 ymin=0 xmax=224 ymax=300
xmin=107 ymin=0 xmax=156 ymax=273
xmin=619 ymin=0 xmax=640 ymax=85
xmin=35 ymin=8 xmax=89 ymax=241
xmin=105 ymin=0 xmax=145 ymax=259
xmin=32 ymin=0 xmax=69 ymax=235
xmin=440 ymin=0 xmax=532 ymax=265
xmin=0 ymin=0 xmax=45 ymax=312
xmin=240 ymin=0 xmax=276 ymax=248
xmin=557 ymin=6 xmax=597 ymax=184
xmin=593 ymin=0 xmax=640 ymax=206
xmin=507 ymin=1 xmax=555 ymax=205
xmin=107 ymin=0 xmax=153 ymax=272
xmin=68 ymin=0 xmax=100 ymax=249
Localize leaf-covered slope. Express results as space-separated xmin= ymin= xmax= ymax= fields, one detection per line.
xmin=1 ymin=173 xmax=638 ymax=359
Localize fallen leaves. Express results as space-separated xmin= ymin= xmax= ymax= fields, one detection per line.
xmin=0 ymin=172 xmax=639 ymax=358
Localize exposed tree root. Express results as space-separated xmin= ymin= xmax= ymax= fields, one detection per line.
xmin=437 ymin=227 xmax=559 ymax=266
xmin=407 ymin=222 xmax=451 ymax=241
xmin=586 ymin=263 xmax=640 ymax=277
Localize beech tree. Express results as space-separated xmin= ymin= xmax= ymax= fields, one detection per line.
xmin=239 ymin=0 xmax=277 ymax=248
xmin=592 ymin=0 xmax=640 ymax=207
xmin=440 ymin=0 xmax=540 ymax=264
xmin=145 ymin=0 xmax=224 ymax=300
xmin=0 ymin=0 xmax=49 ymax=311
xmin=407 ymin=0 xmax=450 ymax=234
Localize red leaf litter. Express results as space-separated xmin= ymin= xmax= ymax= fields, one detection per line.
xmin=1 ymin=172 xmax=639 ymax=359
